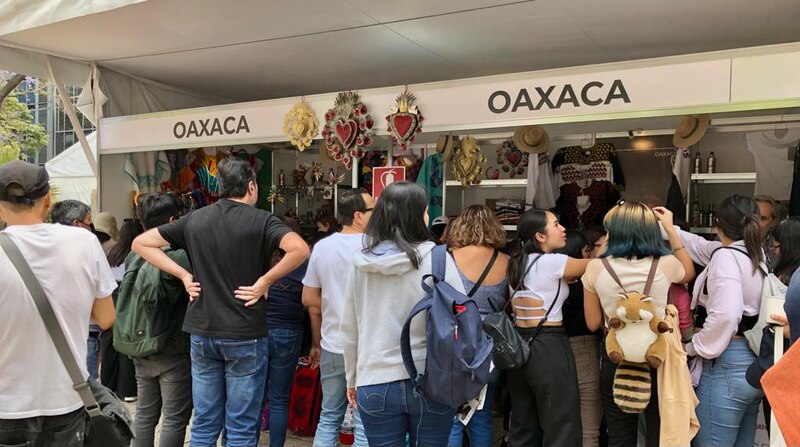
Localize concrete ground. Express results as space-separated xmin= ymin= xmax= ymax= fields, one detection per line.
xmin=126 ymin=402 xmax=506 ymax=446
xmin=125 ymin=402 xmax=314 ymax=446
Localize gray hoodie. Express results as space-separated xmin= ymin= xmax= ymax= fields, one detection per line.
xmin=342 ymin=241 xmax=467 ymax=389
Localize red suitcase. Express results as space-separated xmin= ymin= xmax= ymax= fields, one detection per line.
xmin=287 ymin=357 xmax=323 ymax=436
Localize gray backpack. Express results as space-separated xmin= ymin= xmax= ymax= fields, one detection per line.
xmin=400 ymin=245 xmax=494 ymax=408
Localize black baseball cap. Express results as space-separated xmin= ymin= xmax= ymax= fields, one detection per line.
xmin=0 ymin=161 xmax=50 ymax=205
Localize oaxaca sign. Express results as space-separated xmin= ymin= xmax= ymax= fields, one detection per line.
xmin=100 ymin=57 xmax=739 ymax=154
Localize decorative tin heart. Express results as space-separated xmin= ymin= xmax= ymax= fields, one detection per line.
xmin=391 ymin=114 xmax=417 ymax=141
xmin=335 ymin=120 xmax=358 ymax=149
xmin=505 ymin=147 xmax=523 ymax=167
xmin=486 ymin=167 xmax=500 ymax=180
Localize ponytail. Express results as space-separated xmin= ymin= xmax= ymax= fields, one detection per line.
xmin=742 ymin=214 xmax=763 ymax=269
xmin=717 ymin=194 xmax=763 ymax=272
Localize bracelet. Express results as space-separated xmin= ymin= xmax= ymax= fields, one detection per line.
xmin=673 ymin=246 xmax=685 ymax=253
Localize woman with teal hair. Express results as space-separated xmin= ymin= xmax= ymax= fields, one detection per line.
xmin=582 ymin=200 xmax=694 ymax=446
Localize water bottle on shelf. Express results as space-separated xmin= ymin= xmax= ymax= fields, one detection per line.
xmin=691 ymin=201 xmax=701 ymax=227
xmin=707 ymin=151 xmax=716 ymax=174
xmin=693 ymin=152 xmax=703 ymax=174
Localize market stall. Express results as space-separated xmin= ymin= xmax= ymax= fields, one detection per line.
xmin=98 ymin=43 xmax=800 ymax=233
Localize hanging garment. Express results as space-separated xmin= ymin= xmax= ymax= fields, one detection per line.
xmin=525 ymin=153 xmax=559 ymax=210
xmin=657 ymin=304 xmax=700 ymax=446
xmin=551 ymin=143 xmax=624 ymax=228
xmin=789 ymin=142 xmax=800 ymax=217
xmin=673 ymin=148 xmax=691 ymax=198
xmin=416 ymin=152 xmax=444 ymax=222
xmin=746 ymin=130 xmax=800 ymax=200
xmin=126 ymin=151 xmax=171 ymax=193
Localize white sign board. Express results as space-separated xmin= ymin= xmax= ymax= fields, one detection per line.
xmin=100 ymin=59 xmax=733 ymax=154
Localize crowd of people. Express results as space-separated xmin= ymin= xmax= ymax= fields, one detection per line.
xmin=1 ymin=156 xmax=798 ymax=447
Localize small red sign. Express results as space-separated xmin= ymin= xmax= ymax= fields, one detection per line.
xmin=372 ymin=166 xmax=406 ymax=199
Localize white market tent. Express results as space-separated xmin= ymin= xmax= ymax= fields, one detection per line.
xmin=45 ymin=132 xmax=98 ymax=206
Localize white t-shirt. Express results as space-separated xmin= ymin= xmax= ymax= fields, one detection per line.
xmin=303 ymin=233 xmax=364 ymax=354
xmin=512 ymin=253 xmax=569 ymax=322
xmin=0 ymin=224 xmax=117 ymax=419
xmin=746 ymin=130 xmax=800 ymax=200
xmin=582 ymin=255 xmax=684 ymax=321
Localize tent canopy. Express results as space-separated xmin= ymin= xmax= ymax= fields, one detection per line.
xmin=2 ymin=0 xmax=800 ymax=114
xmin=45 ymin=132 xmax=97 ymax=206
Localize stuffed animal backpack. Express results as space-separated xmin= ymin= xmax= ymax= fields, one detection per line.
xmin=602 ymin=257 xmax=671 ymax=413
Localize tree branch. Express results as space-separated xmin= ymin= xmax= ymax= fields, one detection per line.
xmin=0 ymin=74 xmax=26 ymax=106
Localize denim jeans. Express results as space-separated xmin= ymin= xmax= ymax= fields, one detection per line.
xmin=259 ymin=328 xmax=303 ymax=447
xmin=693 ymin=339 xmax=763 ymax=447
xmin=189 ymin=335 xmax=267 ymax=447
xmin=313 ymin=349 xmax=367 ymax=447
xmin=0 ymin=408 xmax=84 ymax=447
xmin=86 ymin=333 xmax=100 ymax=380
xmin=132 ymin=355 xmax=193 ymax=447
xmin=570 ymin=335 xmax=602 ymax=447
xmin=358 ymin=379 xmax=457 ymax=447
xmin=448 ymin=382 xmax=495 ymax=447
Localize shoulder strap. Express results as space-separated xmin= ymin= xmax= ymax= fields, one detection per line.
xmin=504 ymin=254 xmax=543 ymax=312
xmin=0 ymin=233 xmax=101 ymax=417
xmin=400 ymin=294 xmax=432 ymax=388
xmin=702 ymin=246 xmax=755 ymax=296
xmin=643 ymin=258 xmax=660 ymax=296
xmin=601 ymin=257 xmax=626 ymax=292
xmin=432 ymin=244 xmax=447 ymax=281
xmin=467 ymin=249 xmax=499 ymax=297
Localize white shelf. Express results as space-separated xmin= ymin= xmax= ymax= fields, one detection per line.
xmin=690 ymin=172 xmax=756 ymax=184
xmin=502 ymin=225 xmax=518 ymax=231
xmin=445 ymin=178 xmax=528 ymax=187
xmin=689 ymin=227 xmax=717 ymax=234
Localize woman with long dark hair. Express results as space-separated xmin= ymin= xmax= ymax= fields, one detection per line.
xmin=107 ymin=218 xmax=145 ymax=280
xmin=772 ymin=217 xmax=800 ymax=285
xmin=505 ymin=209 xmax=590 ymax=447
xmin=582 ymin=201 xmax=693 ymax=446
xmin=663 ymin=194 xmax=765 ymax=446
xmin=341 ymin=182 xmax=463 ymax=446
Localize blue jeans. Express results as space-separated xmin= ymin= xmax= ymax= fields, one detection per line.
xmin=358 ymin=379 xmax=457 ymax=447
xmin=448 ymin=383 xmax=494 ymax=447
xmin=189 ymin=335 xmax=267 ymax=447
xmin=313 ymin=349 xmax=367 ymax=447
xmin=86 ymin=333 xmax=100 ymax=380
xmin=692 ymin=339 xmax=763 ymax=447
xmin=260 ymin=328 xmax=303 ymax=447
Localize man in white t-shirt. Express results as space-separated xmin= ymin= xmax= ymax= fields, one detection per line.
xmin=0 ymin=161 xmax=117 ymax=446
xmin=303 ymin=188 xmax=374 ymax=447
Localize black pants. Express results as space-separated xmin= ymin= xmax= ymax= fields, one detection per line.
xmin=0 ymin=408 xmax=84 ymax=447
xmin=507 ymin=327 xmax=582 ymax=447
xmin=600 ymin=353 xmax=659 ymax=447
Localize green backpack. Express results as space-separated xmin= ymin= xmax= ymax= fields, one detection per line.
xmin=113 ymin=248 xmax=190 ymax=357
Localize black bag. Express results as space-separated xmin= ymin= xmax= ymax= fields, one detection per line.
xmin=0 ymin=234 xmax=134 ymax=447
xmin=483 ymin=254 xmax=560 ymax=370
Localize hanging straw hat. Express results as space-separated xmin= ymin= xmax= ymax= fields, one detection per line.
xmin=435 ymin=134 xmax=459 ymax=162
xmin=672 ymin=114 xmax=710 ymax=147
xmin=513 ymin=126 xmax=550 ymax=154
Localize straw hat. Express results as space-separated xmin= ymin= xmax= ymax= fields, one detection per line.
xmin=94 ymin=212 xmax=119 ymax=241
xmin=672 ymin=114 xmax=710 ymax=147
xmin=435 ymin=134 xmax=459 ymax=162
xmin=513 ymin=126 xmax=550 ymax=154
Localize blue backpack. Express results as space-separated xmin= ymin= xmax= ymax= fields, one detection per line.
xmin=400 ymin=245 xmax=495 ymax=408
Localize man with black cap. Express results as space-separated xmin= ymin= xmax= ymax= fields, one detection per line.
xmin=0 ymin=161 xmax=117 ymax=446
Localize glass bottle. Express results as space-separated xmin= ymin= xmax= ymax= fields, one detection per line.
xmin=693 ymin=152 xmax=703 ymax=174
xmin=707 ymin=151 xmax=716 ymax=174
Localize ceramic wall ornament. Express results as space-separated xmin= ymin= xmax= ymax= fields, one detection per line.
xmin=283 ymin=100 xmax=319 ymax=151
xmin=386 ymin=88 xmax=423 ymax=150
xmin=496 ymin=139 xmax=529 ymax=178
xmin=451 ymin=136 xmax=486 ymax=186
xmin=321 ymin=91 xmax=374 ymax=170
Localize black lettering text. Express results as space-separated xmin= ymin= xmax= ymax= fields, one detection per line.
xmin=224 ymin=116 xmax=237 ymax=134
xmin=198 ymin=119 xmax=211 ymax=137
xmin=488 ymin=91 xmax=511 ymax=114
xmin=210 ymin=118 xmax=223 ymax=135
xmin=186 ymin=121 xmax=199 ymax=138
xmin=556 ymin=84 xmax=580 ymax=108
xmin=534 ymin=86 xmax=556 ymax=109
xmin=173 ymin=122 xmax=186 ymax=139
xmin=581 ymin=81 xmax=604 ymax=106
xmin=605 ymin=79 xmax=631 ymax=105
xmin=512 ymin=89 xmax=535 ymax=112
xmin=237 ymin=116 xmax=250 ymax=134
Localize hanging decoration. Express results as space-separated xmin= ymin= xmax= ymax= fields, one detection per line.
xmin=451 ymin=137 xmax=485 ymax=186
xmin=386 ymin=88 xmax=423 ymax=150
xmin=266 ymin=186 xmax=285 ymax=204
xmin=496 ymin=139 xmax=529 ymax=178
xmin=283 ymin=100 xmax=319 ymax=151
xmin=322 ymin=91 xmax=374 ymax=169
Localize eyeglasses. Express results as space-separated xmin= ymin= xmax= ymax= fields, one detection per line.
xmin=360 ymin=207 xmax=374 ymax=214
